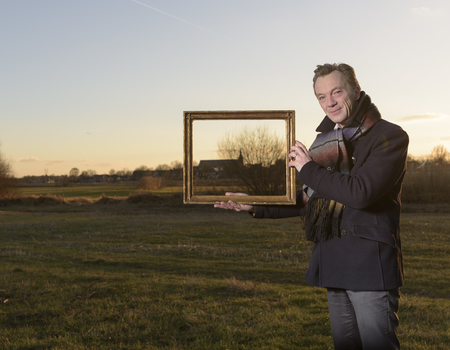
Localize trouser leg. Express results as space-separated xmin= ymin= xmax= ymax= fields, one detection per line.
xmin=347 ymin=289 xmax=400 ymax=350
xmin=327 ymin=288 xmax=363 ymax=350
xmin=327 ymin=288 xmax=400 ymax=350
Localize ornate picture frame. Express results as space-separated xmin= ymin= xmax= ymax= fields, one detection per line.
xmin=183 ymin=110 xmax=296 ymax=205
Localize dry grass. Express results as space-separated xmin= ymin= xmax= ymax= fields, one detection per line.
xmin=0 ymin=192 xmax=184 ymax=208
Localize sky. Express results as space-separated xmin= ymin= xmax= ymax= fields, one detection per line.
xmin=1 ymin=0 xmax=449 ymax=177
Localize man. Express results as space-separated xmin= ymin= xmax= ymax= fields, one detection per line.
xmin=215 ymin=63 xmax=409 ymax=349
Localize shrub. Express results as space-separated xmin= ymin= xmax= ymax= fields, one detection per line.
xmin=138 ymin=176 xmax=166 ymax=190
xmin=60 ymin=175 xmax=71 ymax=187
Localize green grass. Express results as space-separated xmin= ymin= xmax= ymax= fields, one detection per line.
xmin=17 ymin=184 xmax=183 ymax=199
xmin=0 ymin=203 xmax=449 ymax=349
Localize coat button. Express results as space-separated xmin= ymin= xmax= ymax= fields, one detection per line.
xmin=352 ymin=157 xmax=357 ymax=164
xmin=359 ymin=136 xmax=365 ymax=141
xmin=341 ymin=229 xmax=347 ymax=236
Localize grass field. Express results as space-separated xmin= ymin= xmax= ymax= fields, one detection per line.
xmin=0 ymin=200 xmax=449 ymax=349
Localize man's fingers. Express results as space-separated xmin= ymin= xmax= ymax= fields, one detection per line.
xmin=294 ymin=141 xmax=309 ymax=153
xmin=295 ymin=140 xmax=306 ymax=148
xmin=225 ymin=192 xmax=248 ymax=197
xmin=214 ymin=201 xmax=234 ymax=210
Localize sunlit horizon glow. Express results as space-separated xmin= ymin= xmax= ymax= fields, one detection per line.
xmin=1 ymin=0 xmax=449 ymax=177
xmin=395 ymin=113 xmax=448 ymax=123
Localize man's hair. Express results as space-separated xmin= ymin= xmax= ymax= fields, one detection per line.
xmin=313 ymin=63 xmax=360 ymax=92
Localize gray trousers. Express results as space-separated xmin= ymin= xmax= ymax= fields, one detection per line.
xmin=327 ymin=288 xmax=400 ymax=350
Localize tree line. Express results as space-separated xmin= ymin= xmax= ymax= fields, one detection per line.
xmin=1 ymin=138 xmax=450 ymax=201
xmin=66 ymin=160 xmax=184 ymax=180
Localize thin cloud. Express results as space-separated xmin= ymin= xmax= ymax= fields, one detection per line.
xmin=411 ymin=7 xmax=432 ymax=15
xmin=45 ymin=159 xmax=64 ymax=166
xmin=129 ymin=0 xmax=234 ymax=42
xmin=14 ymin=157 xmax=40 ymax=163
xmin=396 ymin=113 xmax=448 ymax=123
xmin=410 ymin=7 xmax=446 ymax=18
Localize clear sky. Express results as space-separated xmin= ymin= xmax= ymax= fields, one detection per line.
xmin=1 ymin=0 xmax=449 ymax=177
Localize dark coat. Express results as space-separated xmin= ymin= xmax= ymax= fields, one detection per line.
xmin=255 ymin=117 xmax=409 ymax=291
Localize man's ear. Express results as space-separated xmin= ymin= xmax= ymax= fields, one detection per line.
xmin=355 ymin=86 xmax=361 ymax=100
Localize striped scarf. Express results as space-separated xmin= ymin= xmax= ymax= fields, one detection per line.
xmin=304 ymin=92 xmax=381 ymax=243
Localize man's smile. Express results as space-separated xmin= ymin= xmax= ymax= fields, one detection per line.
xmin=330 ymin=107 xmax=342 ymax=115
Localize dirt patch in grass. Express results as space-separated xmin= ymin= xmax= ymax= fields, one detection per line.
xmin=95 ymin=195 xmax=124 ymax=205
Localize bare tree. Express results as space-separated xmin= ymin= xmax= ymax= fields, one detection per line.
xmin=0 ymin=146 xmax=16 ymax=196
xmin=135 ymin=165 xmax=150 ymax=171
xmin=70 ymin=167 xmax=80 ymax=177
xmin=170 ymin=161 xmax=182 ymax=169
xmin=69 ymin=167 xmax=80 ymax=182
xmin=79 ymin=169 xmax=97 ymax=181
xmin=430 ymin=144 xmax=449 ymax=166
xmin=217 ymin=124 xmax=286 ymax=195
xmin=115 ymin=168 xmax=132 ymax=178
xmin=156 ymin=164 xmax=171 ymax=171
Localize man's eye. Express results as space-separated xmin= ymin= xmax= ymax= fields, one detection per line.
xmin=334 ymin=90 xmax=341 ymax=95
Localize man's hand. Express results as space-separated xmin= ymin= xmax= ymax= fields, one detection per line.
xmin=213 ymin=192 xmax=254 ymax=213
xmin=289 ymin=141 xmax=312 ymax=172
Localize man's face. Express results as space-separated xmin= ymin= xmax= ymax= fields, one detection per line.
xmin=314 ymin=71 xmax=361 ymax=128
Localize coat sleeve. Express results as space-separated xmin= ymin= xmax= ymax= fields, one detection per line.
xmin=253 ymin=189 xmax=305 ymax=218
xmin=298 ymin=124 xmax=409 ymax=210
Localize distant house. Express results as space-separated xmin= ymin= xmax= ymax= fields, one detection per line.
xmin=131 ymin=170 xmax=153 ymax=181
xmin=194 ymin=153 xmax=244 ymax=179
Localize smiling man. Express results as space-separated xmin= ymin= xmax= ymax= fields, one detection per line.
xmin=215 ymin=63 xmax=409 ymax=349
xmin=315 ymin=69 xmax=361 ymax=128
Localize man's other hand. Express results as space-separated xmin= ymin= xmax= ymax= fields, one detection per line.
xmin=289 ymin=140 xmax=312 ymax=172
xmin=213 ymin=192 xmax=254 ymax=213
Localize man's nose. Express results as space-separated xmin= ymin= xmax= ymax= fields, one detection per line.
xmin=327 ymin=97 xmax=337 ymax=107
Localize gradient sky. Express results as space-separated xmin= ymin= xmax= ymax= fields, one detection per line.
xmin=1 ymin=0 xmax=449 ymax=177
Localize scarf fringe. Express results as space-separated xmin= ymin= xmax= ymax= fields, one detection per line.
xmin=305 ymin=195 xmax=342 ymax=243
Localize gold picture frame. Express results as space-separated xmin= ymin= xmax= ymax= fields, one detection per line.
xmin=183 ymin=110 xmax=296 ymax=205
